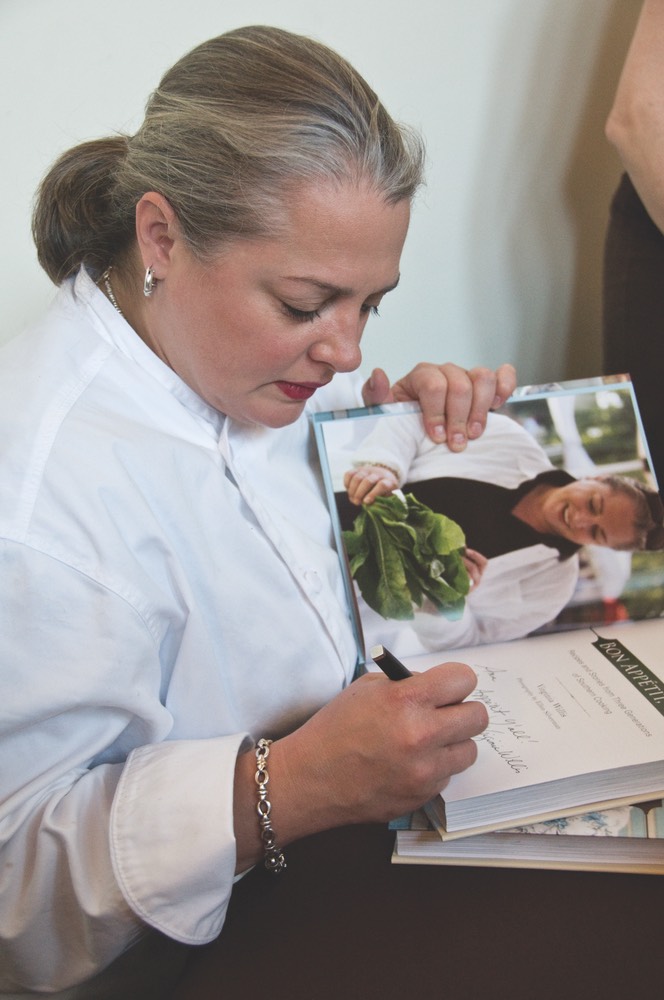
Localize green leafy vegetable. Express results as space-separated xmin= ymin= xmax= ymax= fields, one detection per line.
xmin=342 ymin=492 xmax=470 ymax=621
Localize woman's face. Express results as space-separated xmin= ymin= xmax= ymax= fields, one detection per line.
xmin=540 ymin=478 xmax=639 ymax=549
xmin=141 ymin=179 xmax=410 ymax=426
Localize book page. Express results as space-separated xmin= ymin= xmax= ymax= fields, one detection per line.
xmin=399 ymin=619 xmax=664 ymax=805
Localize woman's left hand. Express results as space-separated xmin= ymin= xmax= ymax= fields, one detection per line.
xmin=361 ymin=362 xmax=517 ymax=450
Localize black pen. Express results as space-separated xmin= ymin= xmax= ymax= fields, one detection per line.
xmin=370 ymin=644 xmax=413 ymax=680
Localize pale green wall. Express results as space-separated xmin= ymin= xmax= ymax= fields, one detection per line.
xmin=0 ymin=0 xmax=642 ymax=385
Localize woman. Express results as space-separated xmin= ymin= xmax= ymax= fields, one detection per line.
xmin=340 ymin=407 xmax=663 ymax=653
xmin=0 ymin=26 xmax=516 ymax=997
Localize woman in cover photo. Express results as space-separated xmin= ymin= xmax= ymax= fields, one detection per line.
xmin=335 ymin=395 xmax=664 ymax=656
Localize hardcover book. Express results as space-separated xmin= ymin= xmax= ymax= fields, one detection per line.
xmin=313 ymin=375 xmax=664 ymax=839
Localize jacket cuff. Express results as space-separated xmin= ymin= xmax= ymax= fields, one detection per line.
xmin=110 ymin=733 xmax=250 ymax=944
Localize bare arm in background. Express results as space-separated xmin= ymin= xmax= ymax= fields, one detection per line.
xmin=606 ymin=0 xmax=664 ymax=233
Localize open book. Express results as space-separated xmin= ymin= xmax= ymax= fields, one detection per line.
xmin=387 ymin=622 xmax=664 ymax=838
xmin=313 ymin=375 xmax=664 ymax=838
xmin=391 ymin=801 xmax=664 ymax=874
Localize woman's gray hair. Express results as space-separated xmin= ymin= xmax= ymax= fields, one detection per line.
xmin=32 ymin=25 xmax=425 ymax=283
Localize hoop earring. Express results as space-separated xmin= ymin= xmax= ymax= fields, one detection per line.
xmin=143 ymin=266 xmax=156 ymax=298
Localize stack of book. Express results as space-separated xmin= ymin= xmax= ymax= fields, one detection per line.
xmin=390 ymin=801 xmax=664 ymax=875
xmin=385 ymin=620 xmax=664 ymax=874
xmin=314 ymin=375 xmax=664 ymax=875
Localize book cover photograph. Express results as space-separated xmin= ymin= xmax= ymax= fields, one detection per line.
xmin=313 ymin=375 xmax=664 ymax=662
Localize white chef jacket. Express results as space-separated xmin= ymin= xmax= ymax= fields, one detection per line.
xmin=0 ymin=269 xmax=361 ymax=994
xmin=348 ymin=408 xmax=580 ymax=656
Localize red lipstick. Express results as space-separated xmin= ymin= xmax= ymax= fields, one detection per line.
xmin=275 ymin=381 xmax=322 ymax=401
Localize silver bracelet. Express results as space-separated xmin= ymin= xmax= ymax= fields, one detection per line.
xmin=255 ymin=738 xmax=287 ymax=873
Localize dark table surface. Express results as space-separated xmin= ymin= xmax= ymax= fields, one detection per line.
xmin=170 ymin=822 xmax=660 ymax=1000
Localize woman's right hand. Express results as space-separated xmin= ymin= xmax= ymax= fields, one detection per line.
xmin=237 ymin=662 xmax=488 ymax=867
xmin=462 ymin=547 xmax=488 ymax=590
